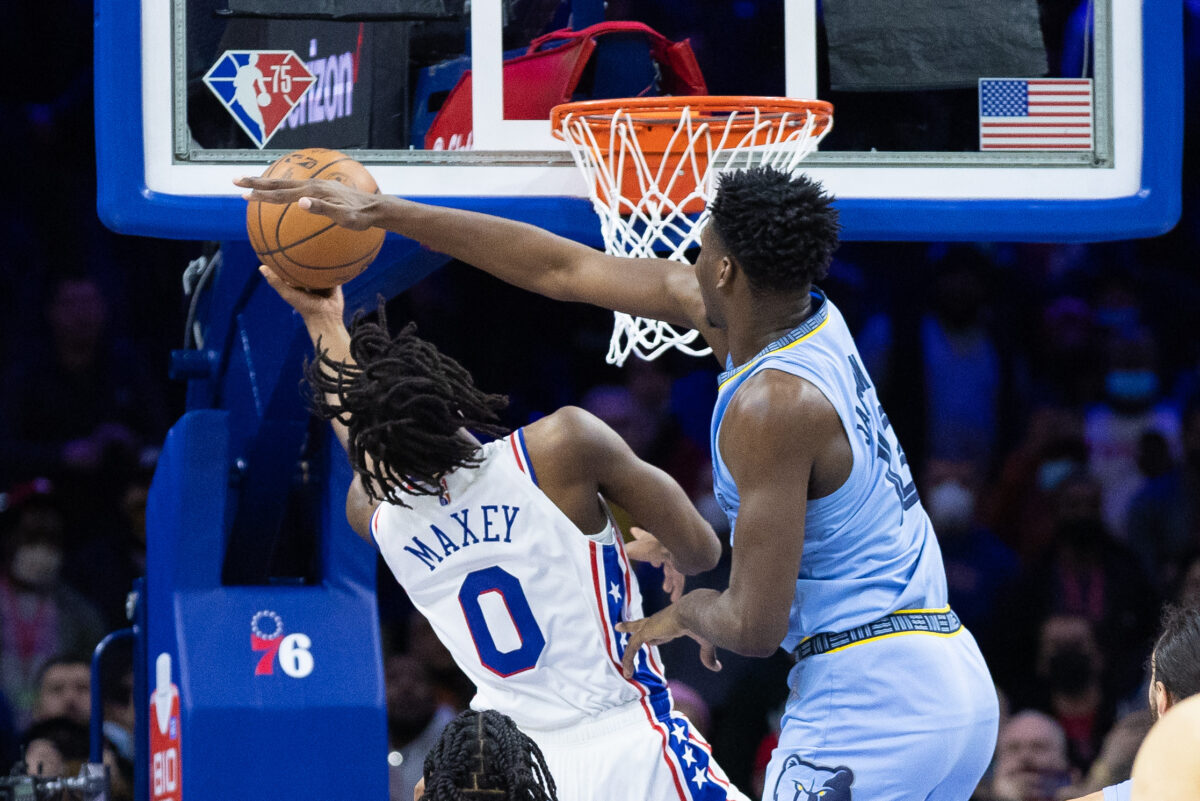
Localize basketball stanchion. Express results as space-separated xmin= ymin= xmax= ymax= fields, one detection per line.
xmin=551 ymin=96 xmax=834 ymax=365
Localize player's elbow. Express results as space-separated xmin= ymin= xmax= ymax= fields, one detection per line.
xmin=676 ymin=529 xmax=721 ymax=575
xmin=730 ymin=616 xmax=786 ymax=658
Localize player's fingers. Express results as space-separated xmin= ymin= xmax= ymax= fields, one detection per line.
xmin=697 ymin=639 xmax=722 ymax=672
xmin=616 ymin=622 xmax=645 ymax=678
xmin=299 ymin=196 xmax=371 ymax=230
xmin=258 ymin=264 xmax=292 ymax=292
xmin=235 ymin=176 xmax=309 ymax=190
xmin=665 ymin=572 xmax=685 ymax=603
xmin=620 ymin=635 xmax=643 ymax=678
xmin=624 ymin=541 xmax=662 ymax=566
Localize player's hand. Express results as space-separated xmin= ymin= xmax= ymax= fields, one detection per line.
xmin=236 ymin=176 xmax=381 ymax=231
xmin=258 ymin=264 xmax=344 ymax=323
xmin=616 ymin=605 xmax=722 ymax=679
xmin=625 ymin=527 xmax=686 ymax=602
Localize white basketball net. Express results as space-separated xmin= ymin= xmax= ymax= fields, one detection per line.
xmin=557 ymin=102 xmax=832 ymax=365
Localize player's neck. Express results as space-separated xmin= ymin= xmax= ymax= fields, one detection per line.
xmin=728 ymin=289 xmax=814 ymax=365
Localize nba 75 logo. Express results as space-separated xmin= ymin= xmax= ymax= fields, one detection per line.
xmin=203 ymin=51 xmax=316 ymax=148
xmin=250 ymin=610 xmax=315 ymax=678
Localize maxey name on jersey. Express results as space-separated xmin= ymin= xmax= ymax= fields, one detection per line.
xmin=402 ymin=504 xmax=521 ymax=571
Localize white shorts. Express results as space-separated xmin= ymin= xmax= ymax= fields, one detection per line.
xmin=525 ymin=697 xmax=750 ymax=801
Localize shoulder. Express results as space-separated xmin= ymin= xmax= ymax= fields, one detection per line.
xmin=726 ymin=369 xmax=840 ymax=437
xmin=523 ymin=406 xmax=613 ymax=462
xmin=720 ymin=370 xmax=840 ymax=468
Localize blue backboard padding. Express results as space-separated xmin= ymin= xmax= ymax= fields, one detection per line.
xmin=95 ymin=0 xmax=1181 ymax=242
xmin=145 ymin=411 xmax=387 ymax=800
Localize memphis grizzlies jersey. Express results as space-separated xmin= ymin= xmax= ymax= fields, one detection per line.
xmin=711 ymin=289 xmax=950 ymax=653
xmin=372 ymin=430 xmax=673 ymax=731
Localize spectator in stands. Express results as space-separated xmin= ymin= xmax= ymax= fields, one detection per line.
xmin=20 ymin=715 xmax=89 ymax=778
xmin=99 ymin=637 xmax=134 ymax=761
xmin=1030 ymin=296 xmax=1101 ymax=409
xmin=31 ymin=655 xmax=90 ymax=727
xmin=984 ymin=407 xmax=1089 ymax=561
xmin=1084 ymin=328 xmax=1183 ymax=539
xmin=0 ymin=483 xmax=105 ymax=726
xmin=0 ymin=276 xmax=168 ymax=528
xmin=1125 ymin=431 xmax=1192 ymax=587
xmin=924 ymin=459 xmax=1019 ymax=638
xmin=858 ymin=244 xmax=1027 ymax=477
xmin=63 ymin=464 xmax=151 ymax=629
xmin=1174 ymin=552 xmax=1200 ymax=608
xmin=997 ymin=473 xmax=1158 ymax=699
xmin=1031 ymin=615 xmax=1113 ymax=769
xmin=387 ymin=653 xmax=455 ymax=801
xmin=989 ymin=711 xmax=1076 ymax=801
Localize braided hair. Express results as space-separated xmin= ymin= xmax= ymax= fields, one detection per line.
xmin=420 ymin=709 xmax=557 ymax=801
xmin=305 ymin=306 xmax=509 ymax=505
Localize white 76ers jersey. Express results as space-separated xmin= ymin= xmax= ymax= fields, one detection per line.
xmin=371 ymin=430 xmax=673 ymax=731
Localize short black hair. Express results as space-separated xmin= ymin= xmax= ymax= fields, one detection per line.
xmin=420 ymin=709 xmax=556 ymax=801
xmin=305 ymin=306 xmax=509 ymax=506
xmin=707 ymin=167 xmax=840 ymax=294
xmin=21 ymin=716 xmax=90 ymax=764
xmin=1154 ymin=603 xmax=1200 ymax=702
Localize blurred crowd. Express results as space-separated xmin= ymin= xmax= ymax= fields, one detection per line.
xmin=2 ymin=1 xmax=1200 ymax=800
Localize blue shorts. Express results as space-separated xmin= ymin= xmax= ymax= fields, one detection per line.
xmin=763 ymin=627 xmax=998 ymax=801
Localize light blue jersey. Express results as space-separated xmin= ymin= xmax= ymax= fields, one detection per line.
xmin=710 ymin=289 xmax=998 ymax=801
xmin=712 ymin=289 xmax=948 ymax=652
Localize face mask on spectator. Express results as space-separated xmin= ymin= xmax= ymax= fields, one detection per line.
xmin=926 ymin=481 xmax=975 ymax=534
xmin=1036 ymin=459 xmax=1078 ymax=493
xmin=9 ymin=544 xmax=63 ymax=589
xmin=1104 ymin=369 xmax=1158 ymax=405
xmin=1045 ymin=648 xmax=1096 ymax=695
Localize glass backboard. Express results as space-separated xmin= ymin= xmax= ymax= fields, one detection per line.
xmin=96 ymin=0 xmax=1181 ymax=242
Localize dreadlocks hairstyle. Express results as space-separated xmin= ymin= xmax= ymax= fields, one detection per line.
xmin=1153 ymin=602 xmax=1200 ymax=703
xmin=305 ymin=305 xmax=509 ymax=505
xmin=707 ymin=166 xmax=841 ymax=294
xmin=420 ymin=709 xmax=557 ymax=801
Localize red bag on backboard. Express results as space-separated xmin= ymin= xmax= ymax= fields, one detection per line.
xmin=425 ymin=21 xmax=708 ymax=150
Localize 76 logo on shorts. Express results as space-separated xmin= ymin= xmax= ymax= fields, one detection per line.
xmin=251 ymin=610 xmax=314 ymax=678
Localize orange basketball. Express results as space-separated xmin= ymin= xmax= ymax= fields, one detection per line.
xmin=246 ymin=148 xmax=385 ymax=290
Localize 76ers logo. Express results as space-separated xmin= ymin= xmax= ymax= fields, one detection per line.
xmin=251 ymin=610 xmax=314 ymax=678
xmin=203 ymin=51 xmax=316 ymax=148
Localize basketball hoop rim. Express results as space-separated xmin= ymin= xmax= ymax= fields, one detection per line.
xmin=550 ymin=95 xmax=833 ymax=134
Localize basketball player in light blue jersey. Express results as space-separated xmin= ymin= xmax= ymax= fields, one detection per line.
xmin=239 ymin=165 xmax=1000 ymax=800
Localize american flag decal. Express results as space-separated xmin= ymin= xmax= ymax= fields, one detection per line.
xmin=979 ymin=78 xmax=1093 ymax=151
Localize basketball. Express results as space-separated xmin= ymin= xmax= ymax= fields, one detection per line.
xmin=246 ymin=148 xmax=386 ymax=290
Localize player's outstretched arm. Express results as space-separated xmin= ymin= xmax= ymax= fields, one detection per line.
xmin=260 ymin=265 xmax=352 ymax=450
xmin=236 ymin=176 xmax=727 ymax=359
xmin=523 ymin=407 xmax=721 ymax=576
xmin=260 ymin=265 xmax=380 ymax=543
xmin=617 ymin=373 xmax=840 ymax=674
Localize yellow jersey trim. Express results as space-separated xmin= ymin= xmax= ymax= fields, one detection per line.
xmin=718 ymin=314 xmax=832 ymax=391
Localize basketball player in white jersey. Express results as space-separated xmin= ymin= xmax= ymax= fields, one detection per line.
xmin=240 ymin=166 xmax=999 ymax=800
xmin=258 ymin=265 xmax=749 ymax=801
xmin=1068 ymin=603 xmax=1200 ymax=801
